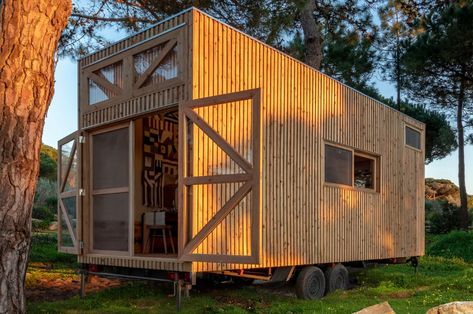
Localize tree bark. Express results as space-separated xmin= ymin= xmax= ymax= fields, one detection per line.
xmin=456 ymin=79 xmax=469 ymax=230
xmin=0 ymin=1 xmax=71 ymax=313
xmin=300 ymin=0 xmax=323 ymax=70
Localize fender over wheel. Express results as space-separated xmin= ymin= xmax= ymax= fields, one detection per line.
xmin=295 ymin=266 xmax=326 ymax=300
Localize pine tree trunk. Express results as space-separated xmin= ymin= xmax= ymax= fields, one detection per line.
xmin=0 ymin=1 xmax=71 ymax=313
xmin=300 ymin=0 xmax=323 ymax=70
xmin=456 ymin=80 xmax=469 ymax=230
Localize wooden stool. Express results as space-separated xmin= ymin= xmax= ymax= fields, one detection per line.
xmin=147 ymin=225 xmax=175 ymax=254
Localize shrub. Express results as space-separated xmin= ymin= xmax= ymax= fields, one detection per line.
xmin=427 ymin=231 xmax=473 ymax=263
xmin=34 ymin=178 xmax=57 ymax=208
xmin=425 ymin=200 xmax=468 ymax=234
xmin=32 ymin=206 xmax=55 ymax=222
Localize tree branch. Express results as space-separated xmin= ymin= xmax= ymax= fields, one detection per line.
xmin=71 ymin=13 xmax=155 ymax=24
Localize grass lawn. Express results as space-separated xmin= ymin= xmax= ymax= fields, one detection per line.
xmin=27 ymin=232 xmax=473 ymax=313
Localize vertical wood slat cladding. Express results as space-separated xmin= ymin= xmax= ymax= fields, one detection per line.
xmin=190 ymin=10 xmax=424 ymax=272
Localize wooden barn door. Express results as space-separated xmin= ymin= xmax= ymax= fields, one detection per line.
xmin=57 ymin=132 xmax=81 ymax=254
xmin=178 ymin=89 xmax=261 ymax=264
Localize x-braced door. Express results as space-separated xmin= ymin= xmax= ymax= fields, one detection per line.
xmin=178 ymin=89 xmax=261 ymax=264
xmin=57 ymin=132 xmax=81 ymax=254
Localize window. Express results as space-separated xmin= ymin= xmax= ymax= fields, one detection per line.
xmin=325 ymin=144 xmax=378 ymax=191
xmin=354 ymin=154 xmax=375 ymax=189
xmin=88 ymin=61 xmax=124 ymax=105
xmin=325 ymin=145 xmax=352 ymax=186
xmin=405 ymin=126 xmax=421 ymax=150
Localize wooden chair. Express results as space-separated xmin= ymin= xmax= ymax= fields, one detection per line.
xmin=143 ymin=211 xmax=175 ymax=254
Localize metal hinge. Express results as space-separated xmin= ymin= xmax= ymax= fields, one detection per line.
xmin=79 ymin=136 xmax=86 ymax=143
xmin=79 ymin=188 xmax=85 ymax=196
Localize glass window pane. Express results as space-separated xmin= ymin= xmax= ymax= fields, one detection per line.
xmin=93 ymin=128 xmax=129 ymax=190
xmin=60 ymin=214 xmax=74 ymax=248
xmin=93 ymin=193 xmax=129 ymax=251
xmin=89 ymin=61 xmax=123 ymax=105
xmin=354 ymin=155 xmax=375 ymax=189
xmin=61 ymin=140 xmax=77 ymax=191
xmin=62 ymin=197 xmax=77 ymax=237
xmin=325 ymin=145 xmax=352 ymax=186
xmin=134 ymin=43 xmax=178 ymax=87
xmin=406 ymin=126 xmax=421 ymax=149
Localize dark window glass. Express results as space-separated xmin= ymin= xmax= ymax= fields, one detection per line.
xmin=325 ymin=145 xmax=352 ymax=186
xmin=354 ymin=155 xmax=375 ymax=189
xmin=406 ymin=126 xmax=421 ymax=149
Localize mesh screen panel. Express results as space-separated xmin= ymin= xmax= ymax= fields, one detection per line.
xmin=93 ymin=128 xmax=129 ymax=189
xmin=93 ymin=193 xmax=129 ymax=251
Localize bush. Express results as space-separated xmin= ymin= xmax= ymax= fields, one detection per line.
xmin=32 ymin=206 xmax=55 ymax=221
xmin=425 ymin=200 xmax=468 ymax=234
xmin=34 ymin=178 xmax=57 ymax=208
xmin=427 ymin=231 xmax=473 ymax=263
xmin=32 ymin=219 xmax=51 ymax=232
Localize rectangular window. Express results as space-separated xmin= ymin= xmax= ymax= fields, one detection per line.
xmin=325 ymin=145 xmax=352 ymax=186
xmin=325 ymin=144 xmax=378 ymax=191
xmin=405 ymin=126 xmax=421 ymax=149
xmin=354 ymin=154 xmax=375 ymax=189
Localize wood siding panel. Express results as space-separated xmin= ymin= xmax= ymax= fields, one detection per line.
xmin=190 ymin=10 xmax=425 ymax=272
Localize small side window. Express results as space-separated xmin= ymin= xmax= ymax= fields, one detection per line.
xmin=354 ymin=154 xmax=375 ymax=189
xmin=405 ymin=126 xmax=421 ymax=150
xmin=325 ymin=145 xmax=352 ymax=186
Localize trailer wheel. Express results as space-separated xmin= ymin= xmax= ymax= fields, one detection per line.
xmin=324 ymin=264 xmax=348 ymax=293
xmin=295 ymin=266 xmax=326 ymax=300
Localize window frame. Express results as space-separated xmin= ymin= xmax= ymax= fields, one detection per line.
xmin=404 ymin=124 xmax=422 ymax=151
xmin=324 ymin=142 xmax=380 ymax=193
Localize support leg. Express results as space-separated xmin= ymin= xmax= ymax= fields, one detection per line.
xmin=175 ymin=279 xmax=183 ymax=312
xmin=80 ymin=272 xmax=86 ymax=298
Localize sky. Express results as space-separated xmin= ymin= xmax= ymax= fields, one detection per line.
xmin=43 ymin=45 xmax=473 ymax=194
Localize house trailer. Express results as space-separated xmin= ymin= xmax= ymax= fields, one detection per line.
xmin=57 ymin=7 xmax=425 ymax=301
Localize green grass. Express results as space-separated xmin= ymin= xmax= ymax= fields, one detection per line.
xmin=29 ymin=232 xmax=78 ymax=268
xmin=426 ymin=231 xmax=473 ymax=263
xmin=27 ymin=232 xmax=473 ymax=313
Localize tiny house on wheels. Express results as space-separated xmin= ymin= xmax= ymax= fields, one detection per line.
xmin=57 ymin=7 xmax=425 ymax=304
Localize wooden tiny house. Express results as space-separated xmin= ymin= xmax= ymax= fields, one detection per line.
xmin=58 ymin=7 xmax=425 ymax=299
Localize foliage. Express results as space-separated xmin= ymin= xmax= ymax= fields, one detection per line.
xmin=377 ymin=0 xmax=412 ymax=108
xmin=34 ymin=177 xmax=57 ymax=208
xmin=29 ymin=232 xmax=77 ymax=267
xmin=402 ymin=1 xmax=473 ymax=225
xmin=39 ymin=144 xmax=58 ymax=181
xmin=425 ymin=200 xmax=466 ymax=234
xmin=61 ymin=0 xmax=297 ymax=56
xmin=321 ymin=24 xmax=377 ymax=91
xmin=427 ymin=231 xmax=473 ymax=263
xmin=32 ymin=206 xmax=55 ymax=222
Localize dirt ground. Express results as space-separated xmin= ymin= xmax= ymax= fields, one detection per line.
xmin=26 ymin=263 xmax=121 ymax=302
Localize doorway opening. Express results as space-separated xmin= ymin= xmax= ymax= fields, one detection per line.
xmin=133 ymin=107 xmax=179 ymax=257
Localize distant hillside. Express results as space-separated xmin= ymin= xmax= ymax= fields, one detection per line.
xmin=425 ymin=178 xmax=473 ymax=208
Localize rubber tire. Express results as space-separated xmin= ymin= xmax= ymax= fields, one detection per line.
xmin=295 ymin=266 xmax=326 ymax=300
xmin=324 ymin=264 xmax=349 ymax=294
